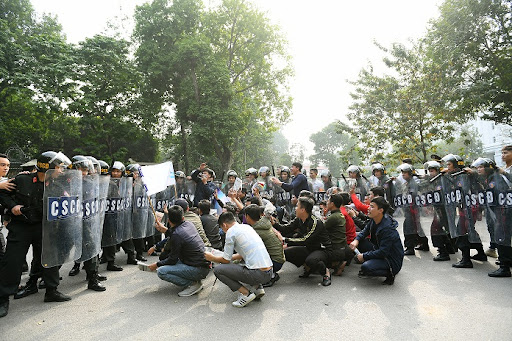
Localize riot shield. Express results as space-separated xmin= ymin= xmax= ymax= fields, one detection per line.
xmin=101 ymin=178 xmax=122 ymax=247
xmin=132 ymin=177 xmax=149 ymax=239
xmin=77 ymin=173 xmax=102 ymax=263
xmin=146 ymin=194 xmax=157 ymax=237
xmin=98 ymin=175 xmax=110 ymax=234
xmin=426 ymin=175 xmax=450 ymax=237
xmin=487 ymin=172 xmax=512 ymax=246
xmin=42 ymin=169 xmax=83 ymax=268
xmin=116 ymin=177 xmax=133 ymax=243
xmin=393 ymin=177 xmax=424 ymax=237
xmin=454 ymin=173 xmax=481 ymax=244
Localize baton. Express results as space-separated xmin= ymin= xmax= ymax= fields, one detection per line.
xmin=341 ymin=174 xmax=347 ymax=182
xmin=272 ymin=166 xmax=276 ymax=177
xmin=429 ymin=173 xmax=442 ymax=183
xmin=361 ymin=174 xmax=370 ymax=183
xmin=206 ymin=276 xmax=218 ymax=305
xmin=451 ymin=170 xmax=466 ymax=177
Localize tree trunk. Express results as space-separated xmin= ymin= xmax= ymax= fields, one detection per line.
xmin=180 ymin=122 xmax=189 ymax=173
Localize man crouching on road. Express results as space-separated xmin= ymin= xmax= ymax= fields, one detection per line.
xmin=349 ymin=197 xmax=404 ymax=285
xmin=149 ymin=205 xmax=210 ymax=297
xmin=204 ymin=212 xmax=272 ymax=308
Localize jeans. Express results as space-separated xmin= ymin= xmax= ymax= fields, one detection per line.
xmin=157 ymin=260 xmax=209 ymax=287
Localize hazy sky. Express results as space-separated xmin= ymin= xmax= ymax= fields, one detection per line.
xmin=31 ymin=0 xmax=443 ymax=157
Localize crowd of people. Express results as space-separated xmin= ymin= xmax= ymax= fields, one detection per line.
xmin=0 ymin=146 xmax=511 ymax=316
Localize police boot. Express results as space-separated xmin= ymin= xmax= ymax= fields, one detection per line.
xmin=44 ymin=288 xmax=71 ymax=302
xmin=471 ymin=246 xmax=487 ymax=262
xmin=445 ymin=241 xmax=456 ymax=254
xmin=0 ymin=299 xmax=8 ymax=318
xmin=488 ymin=265 xmax=512 ymax=278
xmin=106 ymin=262 xmax=123 ymax=271
xmin=127 ymin=254 xmax=137 ymax=265
xmin=86 ymin=272 xmax=107 ymax=282
xmin=88 ymin=273 xmax=106 ymax=292
xmin=69 ymin=262 xmax=80 ymax=276
xmin=14 ymin=278 xmax=38 ymax=299
xmin=433 ymin=247 xmax=450 ymax=262
xmin=136 ymin=253 xmax=147 ymax=262
xmin=452 ymin=248 xmax=473 ymax=268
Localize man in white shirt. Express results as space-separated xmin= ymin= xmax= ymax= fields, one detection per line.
xmin=205 ymin=212 xmax=272 ymax=308
xmin=309 ymin=168 xmax=324 ymax=193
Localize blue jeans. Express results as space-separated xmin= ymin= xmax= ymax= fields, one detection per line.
xmin=157 ymin=260 xmax=209 ymax=287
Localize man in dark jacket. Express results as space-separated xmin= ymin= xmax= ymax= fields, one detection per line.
xmin=271 ymin=162 xmax=309 ymax=201
xmin=191 ymin=163 xmax=217 ymax=207
xmin=148 ymin=205 xmax=210 ymax=297
xmin=349 ymin=197 xmax=404 ymax=285
xmin=273 ymin=197 xmax=333 ymax=286
xmin=198 ymin=199 xmax=223 ymax=250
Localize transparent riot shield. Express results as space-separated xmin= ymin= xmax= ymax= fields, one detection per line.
xmin=426 ymin=175 xmax=450 ymax=237
xmin=132 ymin=177 xmax=149 ymax=238
xmin=487 ymin=172 xmax=512 ymax=247
xmin=454 ymin=173 xmax=481 ymax=244
xmin=101 ymin=178 xmax=122 ymax=247
xmin=77 ymin=173 xmax=101 ymax=263
xmin=98 ymin=175 xmax=110 ymax=235
xmin=146 ymin=194 xmax=157 ymax=237
xmin=442 ymin=174 xmax=460 ymax=239
xmin=394 ymin=177 xmax=424 ymax=237
xmin=117 ymin=177 xmax=133 ymax=243
xmin=42 ymin=169 xmax=83 ymax=268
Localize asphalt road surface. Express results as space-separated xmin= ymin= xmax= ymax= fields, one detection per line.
xmin=1 ymin=216 xmax=511 ymax=340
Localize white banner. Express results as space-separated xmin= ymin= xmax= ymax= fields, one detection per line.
xmin=139 ymin=161 xmax=176 ymax=196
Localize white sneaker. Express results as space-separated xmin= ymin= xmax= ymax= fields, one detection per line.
xmin=485 ymin=248 xmax=498 ymax=258
xmin=232 ymin=292 xmax=256 ymax=308
xmin=178 ymin=281 xmax=203 ymax=297
xmin=252 ymin=285 xmax=265 ymax=299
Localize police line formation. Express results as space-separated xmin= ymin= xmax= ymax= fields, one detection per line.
xmin=0 ymin=148 xmax=510 ymax=316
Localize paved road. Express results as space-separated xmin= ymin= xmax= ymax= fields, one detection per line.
xmin=1 ymin=217 xmax=511 ymax=340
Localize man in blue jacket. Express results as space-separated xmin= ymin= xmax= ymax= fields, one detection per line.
xmin=271 ymin=162 xmax=309 ymax=202
xmin=349 ymin=196 xmax=404 ymax=285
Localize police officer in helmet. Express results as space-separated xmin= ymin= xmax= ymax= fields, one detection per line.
xmin=0 ymin=151 xmax=72 ymax=318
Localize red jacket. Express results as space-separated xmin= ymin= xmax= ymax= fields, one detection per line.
xmin=351 ymin=193 xmax=369 ymax=215
xmin=339 ymin=206 xmax=356 ymax=244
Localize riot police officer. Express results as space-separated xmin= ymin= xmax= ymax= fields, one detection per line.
xmin=0 ymin=151 xmax=72 ymax=318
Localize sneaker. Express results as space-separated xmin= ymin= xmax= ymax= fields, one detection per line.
xmin=178 ymin=281 xmax=203 ymax=297
xmin=232 ymin=292 xmax=256 ymax=308
xmin=252 ymin=285 xmax=265 ymax=299
xmin=485 ymin=248 xmax=498 ymax=258
xmin=263 ymin=273 xmax=280 ymax=288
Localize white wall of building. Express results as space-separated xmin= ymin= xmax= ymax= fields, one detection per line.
xmin=470 ymin=117 xmax=512 ymax=166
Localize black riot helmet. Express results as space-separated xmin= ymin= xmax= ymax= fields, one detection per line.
xmin=36 ymin=151 xmax=71 ymax=172
xmin=125 ymin=163 xmax=141 ymax=177
xmin=72 ymin=155 xmax=92 ymax=171
xmin=98 ymin=160 xmax=110 ymax=175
